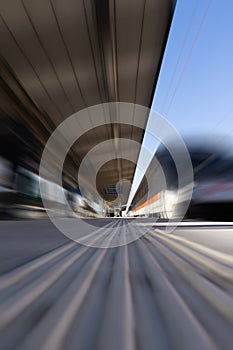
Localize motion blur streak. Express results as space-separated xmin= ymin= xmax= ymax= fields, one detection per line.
xmin=0 ymin=219 xmax=232 ymax=350
xmin=0 ymin=0 xmax=232 ymax=349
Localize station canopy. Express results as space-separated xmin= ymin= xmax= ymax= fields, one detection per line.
xmin=0 ymin=0 xmax=176 ymax=206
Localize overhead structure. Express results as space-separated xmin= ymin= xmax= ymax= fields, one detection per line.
xmin=0 ymin=0 xmax=176 ymax=205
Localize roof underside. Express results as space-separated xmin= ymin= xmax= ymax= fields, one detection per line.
xmin=0 ymin=0 xmax=176 ymax=204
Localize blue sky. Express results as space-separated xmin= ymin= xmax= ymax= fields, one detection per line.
xmin=127 ymin=0 xmax=233 ymax=210
xmin=151 ymin=0 xmax=233 ymax=140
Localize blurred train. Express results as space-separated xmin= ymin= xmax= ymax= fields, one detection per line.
xmin=129 ymin=140 xmax=233 ymax=221
xmin=0 ymin=157 xmax=96 ymax=219
xmin=0 ymin=119 xmax=97 ymax=219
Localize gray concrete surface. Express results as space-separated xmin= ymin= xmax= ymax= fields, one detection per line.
xmin=0 ymin=219 xmax=232 ymax=350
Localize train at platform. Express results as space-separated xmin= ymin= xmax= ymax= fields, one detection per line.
xmin=129 ymin=141 xmax=233 ymax=220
